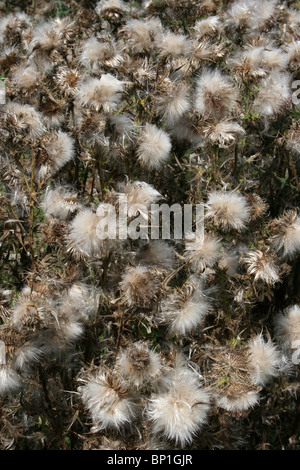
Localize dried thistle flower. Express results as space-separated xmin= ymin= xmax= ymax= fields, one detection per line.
xmin=193 ymin=15 xmax=222 ymax=38
xmin=155 ymin=80 xmax=190 ymax=126
xmin=0 ymin=12 xmax=31 ymax=47
xmin=206 ymin=191 xmax=250 ymax=231
xmin=116 ymin=341 xmax=161 ymax=386
xmin=246 ymin=194 xmax=268 ymax=220
xmin=227 ymin=46 xmax=266 ymax=79
xmin=137 ymin=124 xmax=172 ymax=170
xmin=12 ymin=344 xmax=43 ymax=373
xmin=56 ymin=67 xmax=81 ymax=97
xmin=95 ymin=0 xmax=128 ymax=18
xmin=160 ymin=31 xmax=191 ymax=58
xmin=202 ymin=119 xmax=245 ymax=147
xmin=60 ymin=283 xmax=100 ymax=323
xmin=0 ymin=365 xmax=21 ymax=396
xmin=285 ymin=40 xmax=300 ymax=70
xmin=79 ymin=36 xmax=123 ymax=71
xmin=37 ymin=131 xmax=75 ymax=179
xmin=39 ymin=95 xmax=66 ymax=129
xmin=218 ymin=248 xmax=240 ymax=276
xmin=184 ymin=231 xmax=222 ymax=272
xmin=262 ymin=48 xmax=289 ymax=71
xmin=275 ymin=305 xmax=300 ymax=348
xmin=10 ymin=65 xmax=40 ymax=93
xmin=226 ymin=0 xmax=278 ymax=31
xmin=194 ymin=68 xmax=240 ymax=118
xmin=253 ymin=71 xmax=292 ymax=118
xmin=76 ymin=74 xmax=125 ymax=113
xmin=75 ymin=108 xmax=106 ymax=145
xmin=159 ymin=278 xmax=212 ymax=335
xmin=11 ymin=288 xmax=52 ymax=333
xmin=207 ymin=346 xmax=261 ymax=413
xmin=78 ymin=368 xmax=136 ymax=432
xmin=0 ymin=47 xmax=22 ymax=74
xmin=268 ymin=210 xmax=300 ymax=259
xmin=147 ymin=356 xmax=210 ymax=446
xmin=119 ymin=265 xmax=162 ymax=308
xmin=3 ymin=102 xmax=45 ymax=140
xmin=27 ymin=19 xmax=73 ymax=72
xmin=247 ymin=334 xmax=280 ymax=386
xmin=122 ymin=18 xmax=163 ymax=54
xmin=117 ymin=180 xmax=163 ymax=218
xmin=242 ymin=249 xmax=280 ymax=285
xmin=67 ymin=208 xmax=102 ymax=259
xmin=41 ymin=186 xmax=80 ymax=221
xmin=285 ymin=121 xmax=300 ymax=156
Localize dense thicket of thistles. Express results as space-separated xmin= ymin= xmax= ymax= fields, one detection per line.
xmin=0 ymin=0 xmax=300 ymax=452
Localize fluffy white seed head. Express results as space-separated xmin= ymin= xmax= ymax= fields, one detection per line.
xmin=11 ymin=295 xmax=49 ymax=332
xmin=67 ymin=209 xmax=102 ymax=258
xmin=160 ymin=32 xmax=191 ymax=58
xmin=215 ymin=391 xmax=260 ymax=412
xmin=226 ymin=0 xmax=277 ymax=31
xmin=76 ymin=74 xmax=124 ymax=113
xmin=78 ymin=370 xmax=136 ymax=432
xmin=116 ymin=180 xmax=163 ymax=219
xmin=0 ymin=13 xmax=31 ymax=45
xmin=95 ymin=0 xmax=128 ymax=14
xmin=119 ymin=265 xmax=162 ymax=307
xmin=275 ymin=305 xmax=300 ymax=348
xmin=156 ymin=82 xmax=190 ymax=126
xmin=54 ymin=318 xmax=84 ymax=345
xmin=253 ymin=72 xmax=291 ymax=118
xmin=4 ymin=102 xmax=45 ymax=139
xmin=38 ymin=131 xmax=75 ymax=179
xmin=285 ymin=40 xmax=300 ymax=69
xmin=203 ymin=119 xmax=245 ymax=147
xmin=0 ymin=366 xmax=21 ymax=396
xmin=206 ymin=191 xmax=250 ymax=231
xmin=227 ymin=46 xmax=266 ymax=79
xmin=248 ymin=335 xmax=280 ymax=386
xmin=13 ymin=345 xmax=43 ymax=372
xmin=108 ymin=114 xmax=137 ymax=145
xmin=41 ymin=186 xmax=80 ymax=221
xmin=218 ymin=248 xmax=239 ymax=276
xmin=209 ymin=347 xmax=261 ymax=412
xmin=269 ymin=212 xmax=300 ymax=259
xmin=184 ymin=232 xmax=222 ymax=272
xmin=160 ymin=282 xmax=212 ymax=336
xmin=242 ymin=250 xmax=280 ymax=285
xmin=137 ymin=124 xmax=172 ymax=170
xmin=194 ymin=16 xmax=222 ymax=38
xmin=262 ymin=48 xmax=289 ymax=70
xmin=61 ymin=283 xmax=100 ymax=323
xmin=79 ymin=37 xmax=122 ymax=70
xmin=195 ymin=69 xmax=239 ymax=118
xmin=11 ymin=65 xmax=40 ymax=90
xmin=29 ymin=20 xmax=61 ymax=52
xmin=147 ymin=361 xmax=210 ymax=446
xmin=123 ymin=18 xmax=163 ymax=54
xmin=116 ymin=342 xmax=161 ymax=386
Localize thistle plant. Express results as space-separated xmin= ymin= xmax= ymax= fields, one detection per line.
xmin=0 ymin=0 xmax=300 ymax=451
